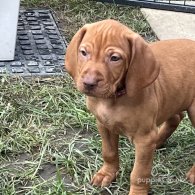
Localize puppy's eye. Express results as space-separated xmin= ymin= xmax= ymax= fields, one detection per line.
xmin=80 ymin=49 xmax=87 ymax=57
xmin=110 ymin=55 xmax=121 ymax=62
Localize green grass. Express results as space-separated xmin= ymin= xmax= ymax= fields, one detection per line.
xmin=0 ymin=0 xmax=194 ymax=194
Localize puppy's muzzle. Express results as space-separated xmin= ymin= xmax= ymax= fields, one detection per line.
xmin=83 ymin=76 xmax=99 ymax=91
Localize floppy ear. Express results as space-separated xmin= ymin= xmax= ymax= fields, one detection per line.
xmin=126 ymin=34 xmax=160 ymax=97
xmin=65 ymin=26 xmax=87 ymax=80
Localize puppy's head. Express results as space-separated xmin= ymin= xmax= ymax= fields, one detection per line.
xmin=65 ymin=19 xmax=159 ymax=98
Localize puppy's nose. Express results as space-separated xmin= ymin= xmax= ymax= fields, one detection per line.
xmin=83 ymin=77 xmax=98 ymax=91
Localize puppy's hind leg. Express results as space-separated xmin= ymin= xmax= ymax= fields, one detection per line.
xmin=156 ymin=112 xmax=184 ymax=149
xmin=186 ymin=165 xmax=195 ymax=184
xmin=186 ymin=99 xmax=195 ymax=184
xmin=187 ymin=99 xmax=195 ymax=127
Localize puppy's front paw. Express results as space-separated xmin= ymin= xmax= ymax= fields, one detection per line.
xmin=186 ymin=165 xmax=195 ymax=184
xmin=129 ymin=187 xmax=149 ymax=195
xmin=91 ymin=166 xmax=118 ymax=187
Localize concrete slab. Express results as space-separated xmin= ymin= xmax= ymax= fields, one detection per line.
xmin=141 ymin=8 xmax=195 ymax=40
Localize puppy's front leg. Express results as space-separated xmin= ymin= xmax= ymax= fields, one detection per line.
xmin=91 ymin=121 xmax=119 ymax=187
xmin=129 ymin=129 xmax=157 ymax=195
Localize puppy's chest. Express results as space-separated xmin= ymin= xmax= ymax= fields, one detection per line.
xmin=87 ymin=100 xmax=125 ymax=130
xmin=96 ymin=105 xmax=116 ymax=127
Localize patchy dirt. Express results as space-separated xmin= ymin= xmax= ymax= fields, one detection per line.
xmin=1 ymin=152 xmax=73 ymax=185
xmin=38 ymin=162 xmax=72 ymax=185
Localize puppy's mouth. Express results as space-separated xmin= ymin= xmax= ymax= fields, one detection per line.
xmin=83 ymin=89 xmax=95 ymax=96
xmin=78 ymin=80 xmax=126 ymax=98
xmin=82 ymin=85 xmax=126 ymax=98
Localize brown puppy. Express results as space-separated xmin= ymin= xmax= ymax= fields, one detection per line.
xmin=65 ymin=19 xmax=195 ymax=194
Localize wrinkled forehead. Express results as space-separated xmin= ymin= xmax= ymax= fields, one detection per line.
xmin=80 ymin=21 xmax=129 ymax=50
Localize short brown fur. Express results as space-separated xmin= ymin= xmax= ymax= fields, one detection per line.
xmin=65 ymin=19 xmax=195 ymax=194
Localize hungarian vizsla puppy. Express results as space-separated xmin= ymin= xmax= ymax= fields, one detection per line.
xmin=65 ymin=19 xmax=195 ymax=194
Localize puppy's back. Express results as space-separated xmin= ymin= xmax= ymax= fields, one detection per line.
xmin=150 ymin=39 xmax=195 ymax=123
